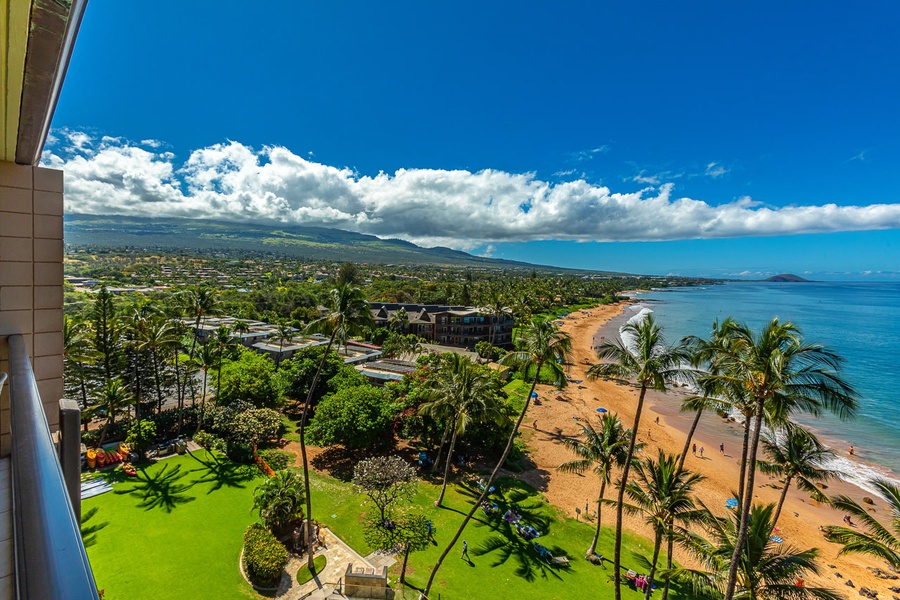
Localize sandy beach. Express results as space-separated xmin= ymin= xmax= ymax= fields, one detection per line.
xmin=514 ymin=301 xmax=898 ymax=594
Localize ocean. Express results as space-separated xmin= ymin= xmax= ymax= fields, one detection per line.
xmin=628 ymin=281 xmax=900 ymax=494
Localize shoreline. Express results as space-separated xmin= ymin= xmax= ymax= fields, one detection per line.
xmin=516 ymin=301 xmax=897 ymax=594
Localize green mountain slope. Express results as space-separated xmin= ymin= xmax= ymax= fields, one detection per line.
xmin=64 ymin=213 xmax=624 ymax=274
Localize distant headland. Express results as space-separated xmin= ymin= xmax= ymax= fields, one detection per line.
xmin=764 ymin=273 xmax=811 ymax=282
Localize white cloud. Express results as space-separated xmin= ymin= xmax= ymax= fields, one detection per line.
xmin=705 ymin=162 xmax=729 ymax=178
xmin=631 ymin=171 xmax=661 ymax=185
xmin=43 ymin=132 xmax=900 ymax=248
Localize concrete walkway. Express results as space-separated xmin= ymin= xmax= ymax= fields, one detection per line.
xmin=276 ymin=528 xmax=379 ymax=600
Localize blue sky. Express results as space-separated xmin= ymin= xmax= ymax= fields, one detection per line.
xmin=47 ymin=1 xmax=900 ymax=279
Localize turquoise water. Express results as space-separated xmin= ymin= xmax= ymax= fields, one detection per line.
xmin=632 ymin=282 xmax=900 ymax=488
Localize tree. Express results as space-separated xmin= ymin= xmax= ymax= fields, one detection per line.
xmin=362 ymin=511 xmax=431 ymax=584
xmin=623 ymin=450 xmax=703 ymax=600
xmin=273 ymin=322 xmax=295 ymax=370
xmin=336 ymin=261 xmax=361 ymax=286
xmin=307 ymin=385 xmax=393 ymax=449
xmin=252 ymin=470 xmax=306 ymax=537
xmin=709 ymin=319 xmax=857 ymax=600
xmin=352 ymin=455 xmax=418 ymax=523
xmin=63 ymin=314 xmax=97 ymax=428
xmin=423 ymin=316 xmax=571 ymax=598
xmin=92 ymin=286 xmax=123 ymax=386
xmin=213 ymin=324 xmax=236 ymax=393
xmin=419 ymin=354 xmax=506 ymax=506
xmin=671 ymin=502 xmax=842 ymax=600
xmin=181 ymin=286 xmax=218 ymax=361
xmin=824 ymin=478 xmax=900 ymax=570
xmin=757 ymin=423 xmax=835 ymax=531
xmin=557 ymin=412 xmax=630 ymax=557
xmin=586 ymin=314 xmax=694 ymax=600
xmin=97 ymin=379 xmax=132 ymax=448
xmin=297 ymin=284 xmax=373 ymax=568
xmin=217 ymin=349 xmax=281 ymax=408
xmin=194 ymin=342 xmax=217 ymax=434
xmin=135 ymin=317 xmax=179 ymax=414
xmin=126 ymin=419 xmax=157 ymax=460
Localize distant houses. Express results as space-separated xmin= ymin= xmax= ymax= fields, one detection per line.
xmin=369 ymin=303 xmax=514 ymax=349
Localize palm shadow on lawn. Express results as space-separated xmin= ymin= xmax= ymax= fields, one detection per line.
xmin=187 ymin=450 xmax=258 ymax=493
xmin=114 ymin=462 xmax=195 ymax=512
xmin=457 ymin=480 xmax=569 ymax=582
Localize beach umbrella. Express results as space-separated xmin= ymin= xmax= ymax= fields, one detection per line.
xmin=596 ymin=407 xmax=608 ymax=413
xmin=531 ymin=392 xmax=538 ymax=398
xmin=725 ymin=498 xmax=738 ymax=509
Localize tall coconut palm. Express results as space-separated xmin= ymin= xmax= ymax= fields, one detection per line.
xmin=757 ymin=423 xmax=835 ymax=532
xmin=824 ymin=479 xmax=900 ymax=569
xmin=273 ymin=322 xmax=295 ymax=370
xmin=482 ymin=283 xmax=511 ymax=356
xmin=252 ymin=470 xmax=306 ymax=537
xmin=670 ymin=502 xmax=842 ymax=600
xmin=419 ymin=354 xmax=505 ymax=506
xmin=423 ymin=316 xmax=571 ymax=598
xmin=97 ymin=379 xmax=132 ymax=448
xmin=181 ymin=286 xmax=218 ymax=361
xmin=712 ymin=319 xmax=857 ymax=600
xmin=194 ymin=342 xmax=217 ymax=435
xmin=63 ymin=314 xmax=97 ymax=425
xmin=586 ymin=314 xmax=694 ymax=600
xmin=135 ymin=317 xmax=179 ymax=415
xmin=624 ymin=450 xmax=704 ymax=600
xmin=213 ymin=325 xmax=235 ymax=393
xmin=298 ymin=284 xmax=373 ymax=568
xmin=557 ymin=412 xmax=630 ymax=557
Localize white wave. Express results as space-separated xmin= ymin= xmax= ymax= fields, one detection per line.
xmin=823 ymin=453 xmax=900 ymax=500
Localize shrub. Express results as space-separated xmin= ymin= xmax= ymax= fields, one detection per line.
xmin=307 ymin=385 xmax=394 ymax=449
xmin=258 ymin=448 xmax=296 ymax=472
xmin=193 ymin=430 xmax=227 ymax=454
xmin=230 ymin=408 xmax=284 ymax=447
xmin=126 ymin=420 xmax=157 ymax=457
xmin=242 ymin=523 xmax=288 ymax=587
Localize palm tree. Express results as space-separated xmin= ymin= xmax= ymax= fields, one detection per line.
xmin=135 ymin=317 xmax=179 ymax=414
xmin=298 ymin=284 xmax=373 ymax=568
xmin=182 ymin=286 xmax=218 ymax=361
xmin=671 ymin=502 xmax=842 ymax=599
xmin=757 ymin=423 xmax=835 ymax=531
xmin=63 ymin=314 xmax=97 ymax=425
xmin=213 ymin=325 xmax=235 ymax=394
xmin=423 ymin=316 xmax=571 ymax=598
xmin=273 ymin=322 xmax=295 ymax=370
xmin=586 ymin=314 xmax=694 ymax=600
xmin=418 ymin=354 xmax=505 ymax=506
xmin=624 ymin=450 xmax=704 ymax=600
xmin=711 ymin=319 xmax=857 ymax=600
xmin=557 ymin=412 xmax=630 ymax=557
xmin=97 ymin=379 xmax=132 ymax=448
xmin=482 ymin=283 xmax=511 ymax=356
xmin=194 ymin=342 xmax=217 ymax=435
xmin=824 ymin=478 xmax=900 ymax=570
xmin=252 ymin=470 xmax=306 ymax=537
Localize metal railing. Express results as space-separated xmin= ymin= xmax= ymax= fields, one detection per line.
xmin=7 ymin=335 xmax=100 ymax=599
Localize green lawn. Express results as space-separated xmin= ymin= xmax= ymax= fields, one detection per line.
xmin=85 ymin=451 xmax=689 ymax=600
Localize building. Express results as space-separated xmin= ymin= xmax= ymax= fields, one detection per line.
xmin=370 ymin=303 xmax=514 ymax=348
xmin=1 ymin=1 xmax=98 ymax=597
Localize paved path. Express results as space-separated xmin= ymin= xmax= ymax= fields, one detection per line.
xmin=276 ymin=528 xmax=379 ymax=600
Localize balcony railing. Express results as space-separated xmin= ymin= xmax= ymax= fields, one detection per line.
xmin=6 ymin=335 xmax=99 ymax=599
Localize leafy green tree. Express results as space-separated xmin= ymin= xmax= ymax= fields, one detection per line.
xmin=217 ymin=349 xmax=281 ymax=408
xmin=298 ymin=284 xmax=373 ymax=568
xmin=824 ymin=478 xmax=900 ymax=570
xmin=277 ymin=345 xmax=346 ymax=404
xmin=252 ymin=470 xmax=306 ymax=536
xmin=307 ymin=385 xmax=393 ymax=449
xmin=623 ymin=450 xmax=703 ymax=600
xmin=557 ymin=412 xmax=630 ymax=557
xmin=757 ymin=423 xmax=835 ymax=531
xmin=92 ymin=286 xmax=124 ymax=386
xmin=671 ymin=502 xmax=841 ymax=600
xmin=363 ymin=511 xmax=431 ymax=584
xmin=352 ymin=455 xmax=418 ymax=523
xmin=126 ymin=419 xmax=157 ymax=460
xmin=419 ymin=354 xmax=506 ymax=506
xmin=423 ymin=316 xmax=571 ymax=598
xmin=587 ymin=314 xmax=694 ymax=600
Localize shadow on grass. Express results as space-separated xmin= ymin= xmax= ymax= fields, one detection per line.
xmin=187 ymin=450 xmax=258 ymax=493
xmin=80 ymin=506 xmax=108 ymax=548
xmin=114 ymin=462 xmax=195 ymax=512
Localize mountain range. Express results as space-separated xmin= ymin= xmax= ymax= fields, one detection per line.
xmin=64 ymin=213 xmax=625 ymax=274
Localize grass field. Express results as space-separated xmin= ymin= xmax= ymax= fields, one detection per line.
xmin=85 ymin=450 xmax=687 ymax=600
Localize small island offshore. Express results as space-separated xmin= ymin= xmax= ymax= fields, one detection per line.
xmin=765 ymin=273 xmax=812 ymax=282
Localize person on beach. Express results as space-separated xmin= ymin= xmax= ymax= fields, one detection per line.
xmin=461 ymin=540 xmax=469 ymax=560
xmin=699 ymin=446 xmax=705 ymax=457
xmin=692 ymin=443 xmax=697 ymax=456
xmin=849 ymin=445 xmax=854 ymax=456
xmin=654 ymin=416 xmax=659 ymax=425
xmin=720 ymin=443 xmax=725 ymax=454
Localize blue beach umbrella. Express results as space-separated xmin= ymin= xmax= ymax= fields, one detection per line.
xmin=531 ymin=392 xmax=538 ymax=398
xmin=596 ymin=407 xmax=608 ymax=413
xmin=725 ymin=498 xmax=739 ymax=509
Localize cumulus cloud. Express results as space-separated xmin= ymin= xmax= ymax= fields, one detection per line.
xmin=43 ymin=132 xmax=900 ymax=248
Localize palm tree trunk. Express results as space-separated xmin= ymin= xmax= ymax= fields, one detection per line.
xmin=436 ymin=424 xmax=459 ymax=507
xmin=175 ymin=350 xmax=184 ymax=436
xmin=433 ymin=422 xmax=452 ymax=472
xmin=152 ymin=351 xmax=164 ymax=415
xmin=613 ymin=385 xmax=648 ymax=600
xmin=770 ymin=474 xmax=793 ymax=534
xmin=677 ymin=408 xmax=703 ymax=472
xmin=736 ymin=413 xmax=752 ymax=511
xmin=724 ymin=397 xmax=765 ymax=600
xmin=587 ymin=478 xmax=607 ymax=556
xmin=645 ymin=529 xmax=663 ymax=600
xmin=423 ymin=362 xmax=543 ymax=599
xmin=299 ymin=336 xmax=336 ymax=570
xmin=195 ymin=369 xmax=208 ymax=435
xmin=661 ymin=525 xmax=674 ymax=600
